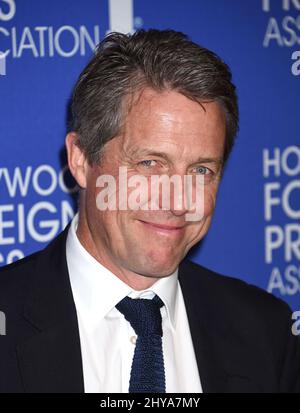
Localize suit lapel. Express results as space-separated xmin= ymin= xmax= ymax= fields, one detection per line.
xmin=16 ymin=226 xmax=84 ymax=393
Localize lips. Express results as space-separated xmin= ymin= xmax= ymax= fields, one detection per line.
xmin=138 ymin=220 xmax=185 ymax=232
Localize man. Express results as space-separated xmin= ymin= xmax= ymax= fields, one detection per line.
xmin=0 ymin=29 xmax=299 ymax=393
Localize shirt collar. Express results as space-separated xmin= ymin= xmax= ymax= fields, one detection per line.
xmin=66 ymin=213 xmax=178 ymax=330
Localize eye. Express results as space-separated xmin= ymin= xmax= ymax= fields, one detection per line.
xmin=138 ymin=160 xmax=157 ymax=168
xmin=194 ymin=165 xmax=211 ymax=175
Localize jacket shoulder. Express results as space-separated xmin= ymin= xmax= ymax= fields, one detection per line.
xmin=180 ymin=259 xmax=293 ymax=322
xmin=0 ymin=251 xmax=42 ymax=311
xmin=0 ymin=227 xmax=69 ymax=310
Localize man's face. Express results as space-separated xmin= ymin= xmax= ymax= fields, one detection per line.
xmin=80 ymin=88 xmax=226 ymax=284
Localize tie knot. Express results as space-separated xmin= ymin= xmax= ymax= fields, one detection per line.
xmin=116 ymin=295 xmax=164 ymax=337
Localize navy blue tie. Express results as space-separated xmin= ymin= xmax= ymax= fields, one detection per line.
xmin=116 ymin=295 xmax=166 ymax=393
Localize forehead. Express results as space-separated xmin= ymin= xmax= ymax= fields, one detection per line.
xmin=111 ymin=87 xmax=226 ymax=162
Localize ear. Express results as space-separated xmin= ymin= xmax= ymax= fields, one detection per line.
xmin=65 ymin=132 xmax=88 ymax=189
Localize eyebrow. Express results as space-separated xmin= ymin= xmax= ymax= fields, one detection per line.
xmin=127 ymin=148 xmax=223 ymax=165
xmin=193 ymin=157 xmax=224 ymax=165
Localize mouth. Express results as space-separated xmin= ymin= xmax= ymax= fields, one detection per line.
xmin=138 ymin=220 xmax=185 ymax=236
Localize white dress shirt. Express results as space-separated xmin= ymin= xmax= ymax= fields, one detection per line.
xmin=66 ymin=213 xmax=202 ymax=393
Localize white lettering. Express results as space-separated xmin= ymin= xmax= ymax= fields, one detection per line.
xmin=0 ymin=0 xmax=16 ymax=21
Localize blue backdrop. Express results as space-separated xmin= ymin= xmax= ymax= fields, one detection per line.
xmin=0 ymin=0 xmax=299 ymax=311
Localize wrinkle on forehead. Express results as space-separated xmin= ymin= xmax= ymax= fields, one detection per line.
xmin=100 ymin=87 xmax=226 ymax=167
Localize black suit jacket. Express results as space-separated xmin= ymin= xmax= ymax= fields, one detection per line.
xmin=0 ymin=226 xmax=300 ymax=393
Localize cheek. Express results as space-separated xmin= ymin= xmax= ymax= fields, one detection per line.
xmin=85 ymin=171 xmax=101 ymax=206
xmin=203 ymin=184 xmax=219 ymax=215
xmin=203 ymin=194 xmax=215 ymax=216
xmin=186 ymin=188 xmax=218 ymax=246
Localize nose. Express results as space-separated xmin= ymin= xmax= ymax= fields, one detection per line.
xmin=152 ymin=173 xmax=200 ymax=217
xmin=169 ymin=181 xmax=189 ymax=216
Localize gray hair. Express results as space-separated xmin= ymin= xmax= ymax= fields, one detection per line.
xmin=69 ymin=29 xmax=239 ymax=165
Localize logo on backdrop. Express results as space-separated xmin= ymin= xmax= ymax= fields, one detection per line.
xmin=107 ymin=0 xmax=135 ymax=34
xmin=0 ymin=0 xmax=140 ymax=265
xmin=261 ymin=0 xmax=300 ymax=75
xmin=0 ymin=0 xmax=136 ymax=60
xmin=0 ymin=165 xmax=78 ymax=265
xmin=263 ymin=145 xmax=300 ymax=296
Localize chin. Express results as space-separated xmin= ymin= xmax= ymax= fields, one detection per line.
xmin=141 ymin=249 xmax=181 ymax=276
